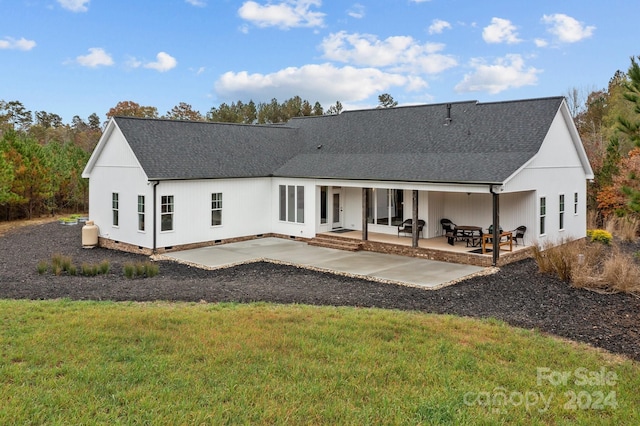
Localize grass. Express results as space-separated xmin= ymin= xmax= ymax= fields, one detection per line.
xmin=1 ymin=300 xmax=638 ymax=425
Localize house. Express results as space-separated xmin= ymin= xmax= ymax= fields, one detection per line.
xmin=82 ymin=96 xmax=594 ymax=266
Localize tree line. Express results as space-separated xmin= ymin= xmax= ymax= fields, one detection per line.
xmin=569 ymin=56 xmax=640 ymax=223
xmin=4 ymin=67 xmax=640 ymax=227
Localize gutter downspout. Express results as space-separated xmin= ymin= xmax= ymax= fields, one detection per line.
xmin=490 ymin=184 xmax=499 ymax=267
xmin=152 ymin=181 xmax=159 ymax=254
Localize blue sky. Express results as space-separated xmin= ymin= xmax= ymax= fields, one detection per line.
xmin=1 ymin=0 xmax=638 ymax=123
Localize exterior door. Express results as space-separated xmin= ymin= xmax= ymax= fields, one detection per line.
xmin=332 ymin=191 xmax=343 ymax=229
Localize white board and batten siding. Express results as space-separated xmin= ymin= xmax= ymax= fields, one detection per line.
xmin=155 ymin=178 xmax=272 ymax=248
xmin=503 ymin=107 xmax=589 ymax=242
xmin=86 ymin=126 xmax=154 ymax=249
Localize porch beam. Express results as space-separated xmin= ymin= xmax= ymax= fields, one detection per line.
xmin=491 ymin=186 xmax=500 ymax=266
xmin=362 ymin=188 xmax=368 ymax=241
xmin=412 ymin=190 xmax=419 ymax=248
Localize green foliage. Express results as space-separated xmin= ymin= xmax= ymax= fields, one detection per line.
xmin=123 ymin=261 xmax=159 ymax=279
xmin=587 ymin=229 xmax=613 ymax=244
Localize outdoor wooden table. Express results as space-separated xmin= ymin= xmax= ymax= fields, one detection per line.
xmin=452 ymin=225 xmax=483 ymax=247
xmin=482 ymin=231 xmax=513 ymax=254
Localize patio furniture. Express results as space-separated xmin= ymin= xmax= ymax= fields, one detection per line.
xmin=511 ymin=225 xmax=527 ymax=245
xmin=482 ymin=231 xmax=513 ymax=254
xmin=455 ymin=225 xmax=483 ymax=247
xmin=440 ymin=218 xmax=457 ymax=245
xmin=397 ymin=218 xmax=425 ymax=238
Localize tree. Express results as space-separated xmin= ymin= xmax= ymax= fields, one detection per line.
xmin=165 ymin=102 xmax=203 ymax=121
xmin=618 ymin=56 xmax=640 ymax=147
xmin=377 ymin=93 xmax=398 ymax=108
xmin=0 ymin=100 xmax=33 ymax=133
xmin=106 ymin=101 xmax=159 ymax=120
xmin=326 ymin=101 xmax=343 ymax=115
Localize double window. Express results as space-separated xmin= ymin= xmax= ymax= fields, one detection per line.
xmin=161 ymin=195 xmax=174 ymax=232
xmin=279 ymin=185 xmax=304 ymax=223
xmin=211 ymin=193 xmax=222 ymax=226
xmin=574 ymin=192 xmax=578 ymax=215
xmin=112 ymin=193 xmax=119 ymax=226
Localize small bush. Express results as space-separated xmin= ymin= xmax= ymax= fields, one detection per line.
xmin=81 ymin=263 xmax=98 ymax=277
xmin=123 ymin=263 xmax=136 ymax=279
xmin=99 ymin=260 xmax=110 ymax=275
xmin=36 ymin=260 xmax=49 ymax=274
xmin=123 ymin=261 xmax=159 ymax=279
xmin=586 ymin=229 xmax=613 ymax=245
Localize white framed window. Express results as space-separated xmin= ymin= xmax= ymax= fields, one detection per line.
xmin=112 ymin=193 xmax=119 ymax=227
xmin=161 ymin=195 xmax=174 ymax=232
xmin=539 ymin=196 xmax=546 ymax=235
xmin=137 ymin=195 xmax=145 ymax=231
xmin=279 ymin=185 xmax=304 ymax=223
xmin=365 ymin=188 xmax=404 ymax=226
xmin=574 ymin=192 xmax=578 ymax=215
xmin=320 ymin=186 xmax=328 ymax=224
xmin=559 ymin=194 xmax=565 ymax=230
xmin=211 ymin=193 xmax=222 ymax=226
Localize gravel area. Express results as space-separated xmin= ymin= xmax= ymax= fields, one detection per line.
xmin=1 ymin=221 xmax=639 ymax=361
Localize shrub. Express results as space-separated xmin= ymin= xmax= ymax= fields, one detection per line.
xmin=123 ymin=261 xmax=159 ymax=279
xmin=586 ymin=229 xmax=613 ymax=245
xmin=36 ymin=260 xmax=48 ymax=274
xmin=81 ymin=263 xmax=98 ymax=277
xmin=99 ymin=260 xmax=110 ymax=275
xmin=123 ymin=263 xmax=136 ymax=279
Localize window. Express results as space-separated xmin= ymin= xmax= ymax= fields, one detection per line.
xmin=112 ymin=193 xmax=119 ymax=226
xmin=366 ymin=188 xmax=404 ymax=226
xmin=161 ymin=195 xmax=174 ymax=232
xmin=211 ymin=193 xmax=222 ymax=226
xmin=279 ymin=185 xmax=304 ymax=223
xmin=559 ymin=194 xmax=565 ymax=230
xmin=137 ymin=195 xmax=145 ymax=231
xmin=320 ymin=186 xmax=328 ymax=224
xmin=574 ymin=192 xmax=578 ymax=214
xmin=539 ymin=197 xmax=546 ymax=235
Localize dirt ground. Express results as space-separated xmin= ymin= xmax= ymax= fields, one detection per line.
xmin=1 ymin=220 xmax=639 ymax=361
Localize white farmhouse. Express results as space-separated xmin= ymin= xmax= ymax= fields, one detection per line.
xmin=82 ymin=97 xmax=593 ymax=266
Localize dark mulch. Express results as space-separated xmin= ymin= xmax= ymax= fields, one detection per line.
xmin=1 ymin=222 xmax=639 ymax=361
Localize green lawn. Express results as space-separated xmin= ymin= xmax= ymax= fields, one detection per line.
xmin=1 ymin=300 xmax=638 ymax=425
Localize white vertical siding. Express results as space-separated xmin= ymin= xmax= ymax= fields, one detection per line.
xmin=87 ymin=127 xmax=152 ymax=248
xmin=156 ymin=178 xmax=272 ymax=248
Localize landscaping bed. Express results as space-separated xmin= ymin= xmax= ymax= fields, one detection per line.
xmin=1 ymin=221 xmax=639 ymax=361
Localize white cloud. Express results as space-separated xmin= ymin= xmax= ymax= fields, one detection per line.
xmin=185 ymin=0 xmax=206 ymax=6
xmin=482 ymin=17 xmax=521 ymax=44
xmin=320 ymin=31 xmax=457 ymax=74
xmin=214 ymin=63 xmax=423 ymax=105
xmin=75 ymin=47 xmax=113 ymax=68
xmin=238 ymin=0 xmax=325 ymax=29
xmin=534 ymin=38 xmax=548 ymax=48
xmin=455 ymin=54 xmax=540 ymax=94
xmin=0 ymin=37 xmax=36 ymax=51
xmin=347 ymin=3 xmax=365 ymax=19
xmin=57 ymin=0 xmax=89 ymax=12
xmin=428 ymin=19 xmax=451 ymax=35
xmin=144 ymin=52 xmax=178 ymax=72
xmin=409 ymin=0 xmax=431 ymax=3
xmin=542 ymin=13 xmax=595 ymax=43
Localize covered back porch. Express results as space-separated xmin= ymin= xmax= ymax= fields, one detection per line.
xmin=315 ymin=184 xmax=536 ymax=267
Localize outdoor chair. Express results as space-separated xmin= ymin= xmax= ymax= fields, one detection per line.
xmin=440 ymin=218 xmax=457 ymax=245
xmin=511 ymin=225 xmax=527 ymax=245
xmin=397 ymin=218 xmax=425 ymax=238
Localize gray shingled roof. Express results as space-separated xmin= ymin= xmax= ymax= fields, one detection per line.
xmin=113 ymin=96 xmax=564 ymax=183
xmin=277 ymin=97 xmax=564 ymax=183
xmin=114 ymin=118 xmax=299 ymax=180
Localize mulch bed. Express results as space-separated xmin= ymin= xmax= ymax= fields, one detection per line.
xmin=1 ymin=221 xmax=639 ymax=361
